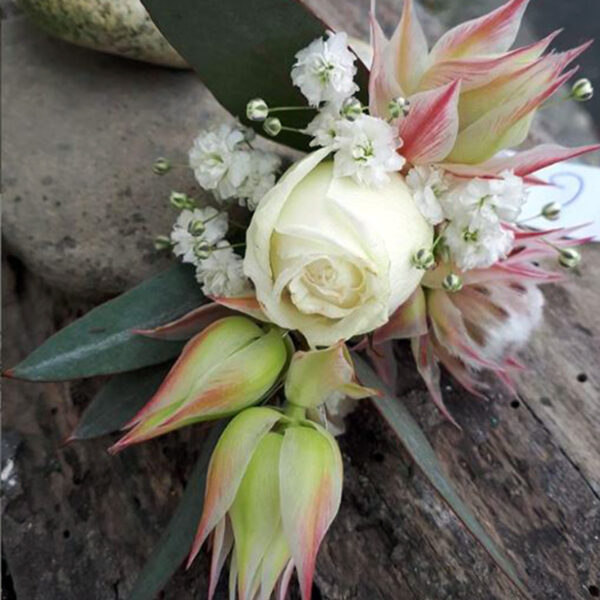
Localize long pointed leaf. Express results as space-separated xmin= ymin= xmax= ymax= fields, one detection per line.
xmin=141 ymin=0 xmax=369 ymax=152
xmin=6 ymin=265 xmax=204 ymax=381
xmin=127 ymin=421 xmax=227 ymax=600
xmin=353 ymin=354 xmax=531 ymax=600
xmin=69 ymin=364 xmax=172 ymax=440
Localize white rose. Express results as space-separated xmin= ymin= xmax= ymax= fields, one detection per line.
xmin=244 ymin=149 xmax=432 ymax=347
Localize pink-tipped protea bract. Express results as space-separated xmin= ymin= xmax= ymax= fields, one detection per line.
xmin=109 ymin=316 xmax=290 ymax=452
xmin=188 ymin=406 xmax=343 ymax=600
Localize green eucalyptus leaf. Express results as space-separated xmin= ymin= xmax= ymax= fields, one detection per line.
xmin=353 ymin=354 xmax=532 ymax=600
xmin=140 ymin=0 xmax=370 ymax=151
xmin=70 ymin=363 xmax=172 ymax=440
xmin=7 ymin=265 xmax=204 ymax=381
xmin=127 ymin=421 xmax=227 ymax=600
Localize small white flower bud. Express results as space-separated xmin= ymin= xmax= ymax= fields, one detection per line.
xmin=263 ymin=117 xmax=282 ymax=137
xmin=154 ymin=235 xmax=172 ymax=251
xmin=558 ymin=247 xmax=581 ymax=269
xmin=246 ymin=98 xmax=269 ymax=121
xmin=411 ymin=248 xmax=436 ymax=270
xmin=152 ymin=157 xmax=172 ymax=175
xmin=187 ymin=218 xmax=206 ymax=236
xmin=193 ymin=240 xmax=211 ymax=260
xmin=571 ymin=78 xmax=594 ymax=102
xmin=341 ymin=97 xmax=363 ymax=121
xmin=170 ymin=191 xmax=195 ymax=210
xmin=541 ymin=201 xmax=561 ymax=221
xmin=388 ymin=96 xmax=410 ymax=119
xmin=442 ymin=273 xmax=463 ymax=292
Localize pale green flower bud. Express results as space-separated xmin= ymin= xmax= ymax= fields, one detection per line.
xmin=571 ymin=78 xmax=594 ymax=102
xmin=153 ymin=235 xmax=172 ymax=251
xmin=263 ymin=117 xmax=282 ymax=137
xmin=109 ymin=318 xmax=290 ymax=452
xmin=285 ymin=342 xmax=378 ymax=409
xmin=170 ymin=191 xmax=195 ymax=210
xmin=193 ymin=239 xmax=211 ymax=260
xmin=442 ymin=272 xmax=463 ymax=292
xmin=341 ymin=97 xmax=363 ymax=121
xmin=246 ymin=98 xmax=269 ymax=121
xmin=187 ymin=405 xmax=343 ymax=600
xmin=152 ymin=157 xmax=172 ymax=175
xmin=411 ymin=247 xmax=436 ymax=270
xmin=187 ymin=218 xmax=206 ymax=236
xmin=541 ymin=201 xmax=561 ymax=221
xmin=388 ymin=96 xmax=410 ymax=118
xmin=558 ymin=247 xmax=581 ymax=269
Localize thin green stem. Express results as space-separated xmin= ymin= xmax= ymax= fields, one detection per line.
xmin=284 ymin=402 xmax=306 ymax=422
xmin=269 ymin=106 xmax=316 ymax=113
xmin=280 ymin=125 xmax=311 ymax=135
xmin=432 ymin=222 xmax=449 ymax=251
xmin=210 ymin=242 xmax=246 ymax=252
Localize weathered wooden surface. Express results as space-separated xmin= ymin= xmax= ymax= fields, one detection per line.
xmin=3 ymin=251 xmax=600 ymax=600
xmin=3 ymin=1 xmax=600 ymax=599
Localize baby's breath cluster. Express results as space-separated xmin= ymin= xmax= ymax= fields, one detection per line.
xmin=407 ymin=167 xmax=530 ymax=271
xmin=188 ymin=122 xmax=281 ymax=211
xmin=246 ymin=32 xmax=407 ymax=188
xmin=156 ymin=196 xmax=250 ymax=298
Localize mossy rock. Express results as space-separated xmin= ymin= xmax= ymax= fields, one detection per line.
xmin=18 ymin=0 xmax=188 ymax=68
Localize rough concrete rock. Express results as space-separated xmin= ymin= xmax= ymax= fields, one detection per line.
xmin=2 ymin=16 xmax=228 ymax=298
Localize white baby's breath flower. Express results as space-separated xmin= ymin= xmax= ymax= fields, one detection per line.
xmin=189 ymin=124 xmax=252 ymax=201
xmin=237 ymin=150 xmax=281 ymax=210
xmin=196 ymin=241 xmax=250 ymax=297
xmin=443 ymin=211 xmax=513 ymax=271
xmin=170 ymin=207 xmax=228 ymax=265
xmin=443 ymin=171 xmax=527 ymax=224
xmin=291 ymin=32 xmax=358 ymax=107
xmin=488 ymin=170 xmax=528 ymax=221
xmin=406 ymin=166 xmax=448 ymax=225
xmin=304 ymin=103 xmax=343 ymax=148
xmin=333 ymin=115 xmax=405 ymax=187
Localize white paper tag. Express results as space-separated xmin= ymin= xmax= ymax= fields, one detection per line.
xmin=519 ymin=160 xmax=600 ymax=241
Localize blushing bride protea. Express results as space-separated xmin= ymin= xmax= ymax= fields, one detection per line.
xmin=372 ymin=226 xmax=593 ymax=420
xmin=369 ymin=0 xmax=597 ymax=171
xmin=187 ymin=407 xmax=343 ymax=600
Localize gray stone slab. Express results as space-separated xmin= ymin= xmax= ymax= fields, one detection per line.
xmin=2 ymin=16 xmax=228 ymax=298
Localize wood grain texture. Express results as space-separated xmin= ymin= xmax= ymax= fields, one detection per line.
xmin=3 ymin=248 xmax=600 ymax=600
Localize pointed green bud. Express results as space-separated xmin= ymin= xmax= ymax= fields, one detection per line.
xmin=187 ymin=218 xmax=206 ymax=236
xmin=170 ymin=191 xmax=195 ymax=210
xmin=411 ymin=247 xmax=436 ymax=270
xmin=109 ymin=318 xmax=291 ymax=452
xmin=188 ymin=410 xmax=342 ymax=600
xmin=541 ymin=201 xmax=561 ymax=221
xmin=442 ymin=272 xmax=463 ymax=292
xmin=388 ymin=96 xmax=410 ymax=118
xmin=341 ymin=97 xmax=363 ymax=121
xmin=246 ymin=98 xmax=269 ymax=121
xmin=263 ymin=116 xmax=282 ymax=137
xmin=279 ymin=422 xmax=343 ymax=600
xmin=229 ymin=432 xmax=285 ymax=599
xmin=152 ymin=156 xmax=172 ymax=175
xmin=571 ymin=78 xmax=593 ymax=102
xmin=558 ymin=247 xmax=581 ymax=269
xmin=285 ymin=342 xmax=378 ymax=409
xmin=153 ymin=235 xmax=172 ymax=251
